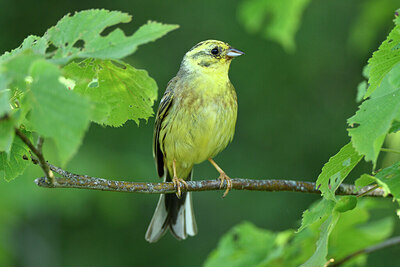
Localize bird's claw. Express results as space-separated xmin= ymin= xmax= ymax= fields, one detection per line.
xmin=172 ymin=177 xmax=188 ymax=198
xmin=218 ymin=172 xmax=232 ymax=198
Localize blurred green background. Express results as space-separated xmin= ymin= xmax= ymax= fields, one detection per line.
xmin=1 ymin=0 xmax=400 ymax=266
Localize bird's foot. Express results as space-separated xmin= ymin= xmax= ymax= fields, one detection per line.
xmin=172 ymin=177 xmax=188 ymax=198
xmin=218 ymin=172 xmax=232 ymax=198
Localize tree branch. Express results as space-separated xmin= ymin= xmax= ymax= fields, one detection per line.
xmin=31 ymin=161 xmax=386 ymax=196
xmin=15 ymin=128 xmax=54 ymax=184
xmin=330 ymin=236 xmax=400 ymax=266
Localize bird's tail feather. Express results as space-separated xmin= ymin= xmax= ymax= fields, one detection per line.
xmin=145 ymin=172 xmax=197 ymax=243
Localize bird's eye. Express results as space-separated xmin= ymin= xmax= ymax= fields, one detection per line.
xmin=211 ymin=47 xmax=219 ymax=55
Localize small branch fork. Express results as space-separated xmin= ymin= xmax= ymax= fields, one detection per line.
xmin=15 ymin=129 xmax=54 ymax=184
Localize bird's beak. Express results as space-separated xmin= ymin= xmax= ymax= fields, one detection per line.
xmin=226 ymin=47 xmax=245 ymax=58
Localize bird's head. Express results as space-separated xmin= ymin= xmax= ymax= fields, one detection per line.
xmin=180 ymin=40 xmax=244 ymax=76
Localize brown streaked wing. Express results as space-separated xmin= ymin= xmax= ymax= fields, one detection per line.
xmin=153 ymin=77 xmax=178 ymax=178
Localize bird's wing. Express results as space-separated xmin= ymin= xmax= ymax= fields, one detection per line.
xmin=153 ymin=77 xmax=178 ymax=178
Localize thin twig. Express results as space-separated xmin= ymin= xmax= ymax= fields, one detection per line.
xmin=381 ymin=147 xmax=400 ymax=154
xmin=357 ymin=184 xmax=380 ymax=198
xmin=330 ymin=236 xmax=400 ymax=266
xmin=15 ymin=128 xmax=54 ymax=184
xmin=30 ymin=162 xmax=386 ymax=196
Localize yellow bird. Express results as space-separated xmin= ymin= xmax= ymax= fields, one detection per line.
xmin=145 ymin=40 xmax=244 ymax=242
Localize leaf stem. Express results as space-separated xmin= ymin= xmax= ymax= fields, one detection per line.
xmin=380 ymin=148 xmax=400 ymax=154
xmin=356 ymin=184 xmax=380 ymax=198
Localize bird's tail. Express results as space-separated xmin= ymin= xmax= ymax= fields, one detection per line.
xmin=145 ymin=171 xmax=197 ymax=243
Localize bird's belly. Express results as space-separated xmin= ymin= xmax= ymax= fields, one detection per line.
xmin=164 ymin=101 xmax=236 ymax=166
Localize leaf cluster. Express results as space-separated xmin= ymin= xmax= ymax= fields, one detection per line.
xmin=0 ymin=9 xmax=178 ymax=180
xmin=205 ymin=200 xmax=393 ymax=267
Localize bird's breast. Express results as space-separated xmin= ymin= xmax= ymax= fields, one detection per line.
xmin=162 ymin=79 xmax=237 ymax=166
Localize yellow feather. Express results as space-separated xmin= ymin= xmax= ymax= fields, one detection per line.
xmin=156 ymin=40 xmax=240 ymax=178
xmin=146 ymin=40 xmax=243 ymax=242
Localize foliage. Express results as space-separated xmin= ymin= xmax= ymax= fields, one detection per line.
xmin=63 ymin=59 xmax=158 ymax=126
xmin=237 ymin=0 xmax=310 ymax=52
xmin=1 ymin=4 xmax=400 ymax=267
xmin=364 ymin=12 xmax=400 ymax=98
xmin=316 ymin=142 xmax=363 ymax=201
xmin=348 ymin=64 xmax=400 ymax=165
xmin=205 ymin=200 xmax=394 ymax=267
xmin=0 ymin=131 xmax=31 ymax=181
xmin=356 ymin=162 xmax=400 ymax=206
xmin=297 ymin=199 xmax=335 ymax=233
xmin=0 ymin=9 xmax=178 ymax=173
xmin=297 ymin=13 xmax=400 ymax=261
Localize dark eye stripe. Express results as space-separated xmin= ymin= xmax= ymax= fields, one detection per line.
xmin=191 ymin=51 xmax=208 ymax=59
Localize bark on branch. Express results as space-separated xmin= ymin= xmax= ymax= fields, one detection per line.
xmin=14 ymin=127 xmax=385 ymax=197
xmin=15 ymin=128 xmax=54 ymax=183
xmin=31 ymin=162 xmax=385 ymax=196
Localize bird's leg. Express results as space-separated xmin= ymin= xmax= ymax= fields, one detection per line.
xmin=172 ymin=159 xmax=188 ymax=198
xmin=208 ymin=158 xmax=232 ymax=198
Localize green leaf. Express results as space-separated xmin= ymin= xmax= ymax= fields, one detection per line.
xmin=297 ymin=199 xmax=335 ymax=233
xmin=204 ymin=222 xmax=294 ymax=267
xmin=63 ymin=59 xmax=157 ymax=126
xmin=316 ymin=142 xmax=363 ymax=201
xmin=372 ymin=161 xmax=400 ymax=205
xmin=0 ymin=119 xmax=14 ymax=153
xmin=354 ymin=162 xmax=400 ymax=207
xmin=348 ymin=65 xmax=400 ymax=164
xmin=355 ymin=174 xmax=376 ymax=191
xmin=0 ymin=90 xmax=14 ymax=153
xmin=237 ymin=0 xmax=311 ymax=52
xmin=0 ymin=89 xmax=10 ymax=117
xmin=1 ymin=9 xmax=179 ymax=67
xmin=0 ymin=9 xmax=176 ymax=168
xmin=0 ymin=71 xmax=8 ymax=90
xmin=45 ymin=9 xmax=179 ymax=64
xmin=28 ymin=59 xmax=91 ymax=165
xmin=0 ymin=130 xmax=31 ymax=181
xmin=300 ymin=213 xmax=340 ymax=267
xmin=89 ymin=101 xmax=112 ymax=125
xmin=334 ymin=196 xmax=357 ymax=213
xmin=365 ymin=14 xmax=400 ymax=98
xmin=2 ymin=51 xmax=43 ymax=91
xmin=329 ymin=200 xmax=394 ymax=264
xmin=0 ymin=35 xmax=47 ymax=64
xmin=206 ymin=200 xmax=393 ymax=267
